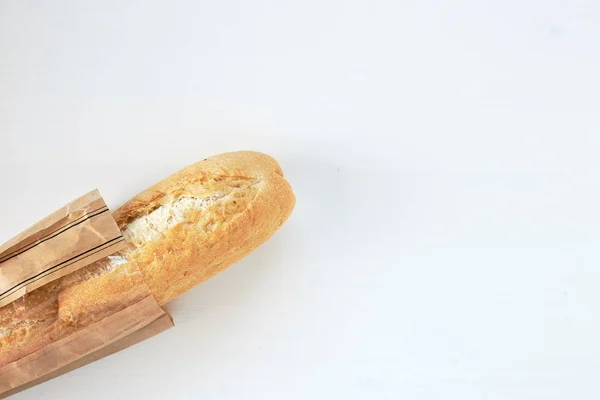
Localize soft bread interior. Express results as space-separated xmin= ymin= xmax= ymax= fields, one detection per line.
xmin=123 ymin=196 xmax=221 ymax=247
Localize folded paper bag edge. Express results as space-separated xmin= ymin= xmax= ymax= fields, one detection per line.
xmin=0 ymin=189 xmax=103 ymax=258
xmin=0 ymin=189 xmax=125 ymax=308
xmin=0 ymin=295 xmax=173 ymax=396
xmin=0 ymin=313 xmax=174 ymax=399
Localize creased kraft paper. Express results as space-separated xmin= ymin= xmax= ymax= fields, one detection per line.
xmin=0 ymin=189 xmax=126 ymax=307
xmin=0 ymin=295 xmax=174 ymax=398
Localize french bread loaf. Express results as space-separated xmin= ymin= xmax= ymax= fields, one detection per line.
xmin=0 ymin=151 xmax=295 ymax=367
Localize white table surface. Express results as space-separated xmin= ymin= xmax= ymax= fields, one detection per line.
xmin=1 ymin=1 xmax=599 ymax=399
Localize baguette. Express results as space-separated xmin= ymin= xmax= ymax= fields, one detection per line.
xmin=0 ymin=151 xmax=295 ymax=367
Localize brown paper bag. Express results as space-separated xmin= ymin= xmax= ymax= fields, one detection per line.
xmin=0 ymin=295 xmax=174 ymax=398
xmin=0 ymin=190 xmax=175 ymax=398
xmin=0 ymin=190 xmax=127 ymax=307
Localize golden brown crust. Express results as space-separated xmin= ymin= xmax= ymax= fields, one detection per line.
xmin=119 ymin=151 xmax=294 ymax=304
xmin=0 ymin=151 xmax=295 ymax=367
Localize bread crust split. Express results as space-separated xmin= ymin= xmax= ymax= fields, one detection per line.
xmin=0 ymin=151 xmax=295 ymax=367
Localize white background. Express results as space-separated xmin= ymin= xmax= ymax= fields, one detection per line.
xmin=1 ymin=1 xmax=599 ymax=399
